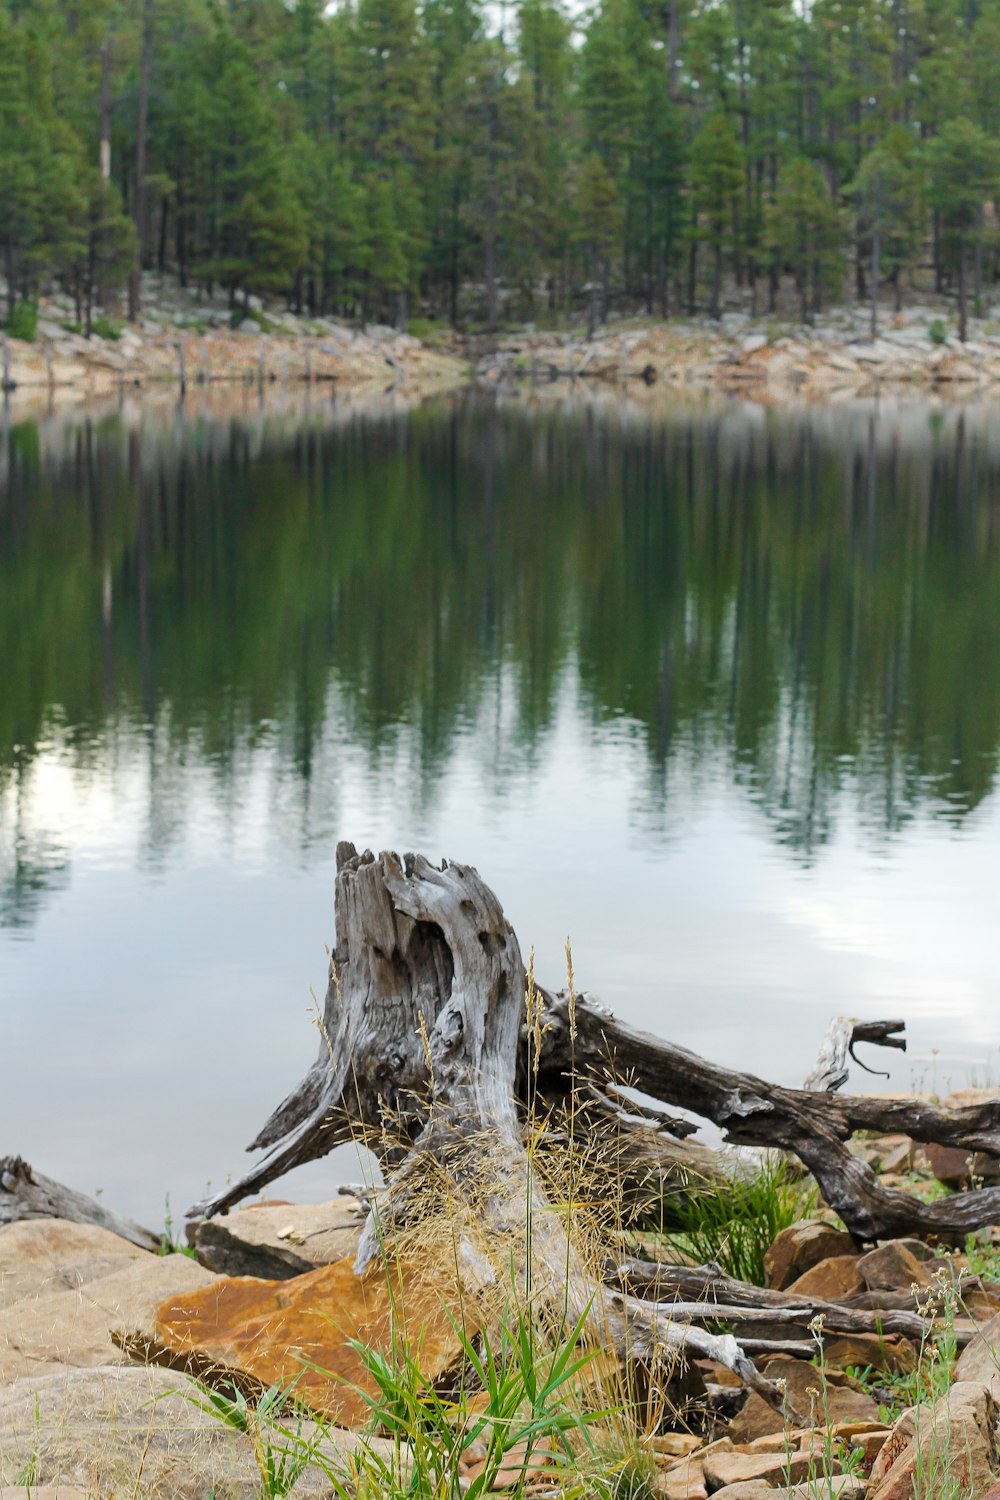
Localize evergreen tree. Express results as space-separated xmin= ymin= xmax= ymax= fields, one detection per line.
xmin=691 ymin=112 xmax=745 ymax=318
xmin=766 ymin=158 xmax=842 ymax=322
xmin=925 ymin=119 xmax=998 ymax=340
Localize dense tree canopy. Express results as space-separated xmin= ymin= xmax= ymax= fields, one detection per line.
xmin=1 ymin=0 xmax=999 ymax=332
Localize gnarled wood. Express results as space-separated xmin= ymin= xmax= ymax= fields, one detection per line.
xmin=0 ymin=1155 xmax=160 ymax=1253
xmin=537 ymin=993 xmax=1000 ymax=1241
xmin=616 ymin=1259 xmax=935 ymax=1342
xmin=189 ymin=844 xmax=998 ymax=1410
xmin=803 ymin=1017 xmax=906 ymax=1092
xmin=190 ymin=845 xmax=791 ymax=1410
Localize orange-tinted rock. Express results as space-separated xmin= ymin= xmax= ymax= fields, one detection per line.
xmin=729 ymin=1357 xmax=878 ymax=1442
xmin=867 ymin=1382 xmax=1000 ymax=1500
xmin=703 ymin=1450 xmax=822 ymax=1490
xmin=855 ymin=1241 xmax=931 ymax=1295
xmin=153 ymin=1254 xmax=473 ymax=1424
xmin=764 ymin=1222 xmax=859 ymax=1292
xmin=785 ymin=1255 xmax=864 ymax=1302
xmin=821 ymin=1333 xmax=917 ymax=1375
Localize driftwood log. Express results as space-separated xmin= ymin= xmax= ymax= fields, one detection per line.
xmin=187 ymin=844 xmax=999 ymax=1405
xmin=0 ymin=1154 xmax=160 ymax=1252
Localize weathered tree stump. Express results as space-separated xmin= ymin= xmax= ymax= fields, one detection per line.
xmin=187 ymin=843 xmax=1000 ymax=1408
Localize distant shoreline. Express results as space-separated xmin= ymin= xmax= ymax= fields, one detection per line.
xmin=6 ymin=298 xmax=1000 ymax=408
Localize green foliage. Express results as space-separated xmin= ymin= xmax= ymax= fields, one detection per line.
xmin=316 ymin=1304 xmax=603 ymax=1500
xmin=5 ymin=299 xmax=38 ymax=342
xmin=174 ymin=1378 xmax=315 ymax=1499
xmin=2 ymin=0 xmax=1000 ymax=324
xmin=663 ymin=1155 xmax=818 ymax=1285
xmin=90 ymin=316 xmax=123 ymax=341
xmin=182 ymin=1299 xmax=608 ymax=1500
xmin=928 ymin=318 xmax=949 ymax=345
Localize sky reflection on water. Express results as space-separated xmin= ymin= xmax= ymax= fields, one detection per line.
xmin=2 ymin=391 xmax=999 ymax=1223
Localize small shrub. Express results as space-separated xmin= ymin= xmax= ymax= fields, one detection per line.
xmin=927 ymin=319 xmax=948 ymax=346
xmin=408 ymin=317 xmax=439 ymax=343
xmin=662 ymin=1152 xmax=818 ymax=1284
xmin=91 ymin=315 xmax=123 ymax=341
xmin=5 ymin=299 xmax=38 ymax=342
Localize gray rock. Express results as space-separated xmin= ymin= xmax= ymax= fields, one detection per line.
xmin=0 ymin=1365 xmax=384 ymax=1498
xmin=192 ymin=1197 xmax=363 ymax=1280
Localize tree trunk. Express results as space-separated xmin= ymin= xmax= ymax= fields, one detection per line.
xmin=1 ymin=1155 xmax=159 ymax=1252
xmin=128 ymin=0 xmax=154 ymax=321
xmin=870 ymin=219 xmax=880 ymax=339
xmin=959 ymin=221 xmax=968 ymax=343
xmin=189 ymin=845 xmax=793 ymax=1408
xmin=99 ymin=35 xmax=112 ymax=182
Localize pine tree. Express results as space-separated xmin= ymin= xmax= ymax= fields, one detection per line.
xmin=925 ymin=120 xmax=998 ymax=340
xmin=766 ymin=158 xmax=842 ymax=323
xmin=691 ymin=112 xmax=745 ymax=318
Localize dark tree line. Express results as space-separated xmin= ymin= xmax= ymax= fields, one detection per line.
xmin=2 ymin=0 xmax=1000 ymax=336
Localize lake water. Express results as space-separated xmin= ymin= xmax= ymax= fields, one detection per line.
xmin=2 ymin=387 xmax=999 ymax=1230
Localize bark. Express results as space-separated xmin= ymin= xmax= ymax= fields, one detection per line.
xmin=617 ymin=1260 xmax=932 ymax=1343
xmin=189 ymin=845 xmax=789 ymax=1409
xmin=535 ymin=993 xmax=1000 ymax=1241
xmin=870 ymin=219 xmax=880 ymax=340
xmin=0 ymin=1154 xmax=159 ymax=1252
xmin=128 ymin=0 xmax=154 ymax=321
xmin=187 ymin=846 xmax=999 ymax=1402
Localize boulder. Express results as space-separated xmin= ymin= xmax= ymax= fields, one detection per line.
xmin=0 ymin=1219 xmax=145 ymax=1311
xmin=729 ymin=1357 xmax=879 ymax=1442
xmin=918 ymin=1142 xmax=1000 ymax=1189
xmin=764 ymin=1222 xmax=859 ymax=1292
xmin=191 ymin=1197 xmax=362 ymax=1279
xmin=821 ymin=1333 xmax=917 ymax=1375
xmin=0 ymin=1363 xmax=389 ymax=1499
xmin=954 ymin=1309 xmax=1000 ymax=1395
xmin=702 ymin=1449 xmax=824 ymax=1490
xmin=150 ymin=1253 xmax=475 ymax=1424
xmin=855 ymin=1241 xmax=931 ymax=1294
xmin=867 ymin=1381 xmax=1000 ymax=1500
xmin=784 ymin=1256 xmax=864 ymax=1302
xmin=0 ymin=1249 xmax=218 ymax=1382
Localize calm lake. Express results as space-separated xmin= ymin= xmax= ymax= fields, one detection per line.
xmin=2 ymin=387 xmax=998 ymax=1228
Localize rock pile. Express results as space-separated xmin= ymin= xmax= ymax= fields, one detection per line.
xmin=1 ymin=1139 xmax=998 ymax=1499
xmin=472 ymin=316 xmax=1000 ymax=401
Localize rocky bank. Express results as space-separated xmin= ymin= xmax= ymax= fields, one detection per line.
xmin=472 ymin=308 xmax=1000 ymax=402
xmin=7 ymin=279 xmax=1000 ymax=409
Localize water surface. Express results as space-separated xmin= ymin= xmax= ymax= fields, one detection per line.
xmin=2 ymin=389 xmax=998 ymax=1226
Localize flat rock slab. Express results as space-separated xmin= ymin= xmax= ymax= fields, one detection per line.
xmin=0 ymin=1364 xmax=386 ymax=1499
xmin=0 ymin=1246 xmax=217 ymax=1382
xmin=150 ymin=1253 xmax=474 ymax=1423
xmin=0 ymin=1219 xmax=146 ymax=1311
xmin=192 ymin=1197 xmax=363 ymax=1279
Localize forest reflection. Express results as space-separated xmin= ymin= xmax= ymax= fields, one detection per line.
xmin=2 ymin=391 xmax=999 ymax=929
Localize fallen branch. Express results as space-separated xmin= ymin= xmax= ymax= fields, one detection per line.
xmin=617 ymin=1259 xmax=933 ymax=1341
xmin=537 ymin=992 xmax=1000 ymax=1241
xmin=0 ymin=1154 xmax=160 ymax=1252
